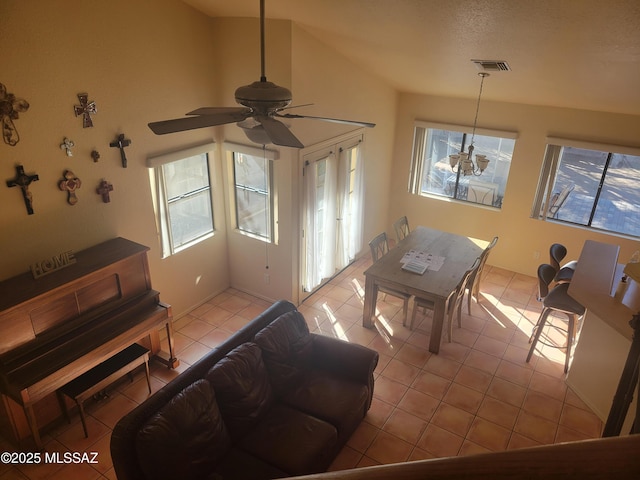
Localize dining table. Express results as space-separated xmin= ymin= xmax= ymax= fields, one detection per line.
xmin=362 ymin=226 xmax=489 ymax=353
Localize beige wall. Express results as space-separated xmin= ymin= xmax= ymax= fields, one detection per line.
xmin=391 ymin=93 xmax=640 ymax=276
xmin=0 ymin=0 xmax=230 ymax=316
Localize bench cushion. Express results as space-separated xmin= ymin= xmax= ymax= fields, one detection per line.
xmin=135 ymin=379 xmax=230 ymax=480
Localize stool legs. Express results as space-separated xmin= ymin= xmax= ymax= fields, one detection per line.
xmin=527 ymin=309 xmax=551 ymax=364
xmin=527 ymin=309 xmax=578 ymax=373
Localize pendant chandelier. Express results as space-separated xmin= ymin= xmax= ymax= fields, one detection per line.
xmin=449 ymin=72 xmax=490 ymax=176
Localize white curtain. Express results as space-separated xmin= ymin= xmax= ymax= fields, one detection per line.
xmin=337 ymin=144 xmax=364 ymax=268
xmin=303 ymin=153 xmax=337 ymax=291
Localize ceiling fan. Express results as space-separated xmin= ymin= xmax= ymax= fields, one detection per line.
xmin=148 ymin=0 xmax=375 ymax=148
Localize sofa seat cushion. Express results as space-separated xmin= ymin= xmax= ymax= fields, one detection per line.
xmin=281 ymin=370 xmax=369 ymax=438
xmin=239 ymin=403 xmax=338 ymax=476
xmin=206 ymin=342 xmax=274 ymax=440
xmin=213 ymin=447 xmax=287 ymax=480
xmin=135 ymin=379 xmax=230 ymax=480
xmin=253 ymin=311 xmax=313 ymax=393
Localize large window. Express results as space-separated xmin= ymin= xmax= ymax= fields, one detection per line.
xmin=225 ymin=142 xmax=277 ymax=243
xmin=532 ymin=138 xmax=640 ymax=237
xmin=409 ymin=123 xmax=516 ymax=208
xmin=147 ymin=142 xmax=216 ymax=257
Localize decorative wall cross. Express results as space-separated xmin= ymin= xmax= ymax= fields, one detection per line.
xmin=109 ymin=133 xmax=131 ymax=168
xmin=6 ymin=165 xmax=39 ymax=215
xmin=96 ymin=179 xmax=113 ymax=203
xmin=73 ymin=93 xmax=97 ymax=128
xmin=60 ymin=137 xmax=75 ymax=156
xmin=0 ymin=83 xmax=30 ymax=146
xmin=58 ymin=170 xmax=81 ymax=205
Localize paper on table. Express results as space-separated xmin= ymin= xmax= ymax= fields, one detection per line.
xmin=400 ymin=250 xmax=445 ymax=272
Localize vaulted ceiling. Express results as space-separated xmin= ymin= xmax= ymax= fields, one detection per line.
xmin=183 ymin=0 xmax=640 ymax=116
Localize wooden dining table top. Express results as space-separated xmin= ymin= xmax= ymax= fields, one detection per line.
xmin=364 ymin=226 xmax=489 ymax=299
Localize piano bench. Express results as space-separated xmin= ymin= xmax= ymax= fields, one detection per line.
xmin=57 ymin=343 xmax=151 ymax=438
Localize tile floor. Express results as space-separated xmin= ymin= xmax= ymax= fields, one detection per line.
xmin=0 ymin=257 xmax=603 ymax=479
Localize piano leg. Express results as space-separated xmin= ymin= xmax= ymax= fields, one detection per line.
xmin=23 ymin=403 xmax=42 ymax=449
xmin=151 ymin=315 xmax=179 ymax=369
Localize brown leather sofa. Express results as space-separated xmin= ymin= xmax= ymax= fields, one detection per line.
xmin=111 ymin=300 xmax=379 ymax=480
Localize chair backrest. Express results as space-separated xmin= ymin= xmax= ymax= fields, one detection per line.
xmin=451 ymin=257 xmax=481 ymax=307
xmin=549 ymin=243 xmax=567 ymax=272
xmin=476 ymin=236 xmax=498 ymax=276
xmin=393 ymin=216 xmax=410 ymax=243
xmin=537 ymin=263 xmax=557 ymax=300
xmin=369 ymin=232 xmax=390 ymax=262
xmin=468 ymin=180 xmax=499 ymax=206
xmin=548 ymin=184 xmax=574 ymax=218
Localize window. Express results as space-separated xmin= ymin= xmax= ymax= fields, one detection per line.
xmin=225 ymin=142 xmax=277 ymax=243
xmin=532 ymin=138 xmax=640 ymax=237
xmin=147 ymin=142 xmax=216 ymax=257
xmin=409 ymin=123 xmax=516 ymax=208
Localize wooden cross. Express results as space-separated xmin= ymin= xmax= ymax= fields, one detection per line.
xmin=60 ymin=137 xmax=75 ymax=156
xmin=96 ymin=179 xmax=113 ymax=203
xmin=6 ymin=165 xmax=39 ymax=215
xmin=58 ymin=170 xmax=81 ymax=205
xmin=109 ymin=133 xmax=131 ymax=168
xmin=74 ymin=93 xmax=97 ymax=128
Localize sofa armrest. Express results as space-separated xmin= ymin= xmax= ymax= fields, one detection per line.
xmin=309 ymin=333 xmax=378 ymax=389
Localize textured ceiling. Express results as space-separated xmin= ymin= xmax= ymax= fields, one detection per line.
xmin=183 ymin=0 xmax=640 ymax=116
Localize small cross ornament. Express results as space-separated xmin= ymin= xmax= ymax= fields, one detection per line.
xmin=96 ymin=179 xmax=113 ymax=203
xmin=59 ymin=170 xmax=81 ymax=205
xmin=6 ymin=165 xmax=39 ymax=215
xmin=60 ymin=137 xmax=75 ymax=156
xmin=74 ymin=93 xmax=97 ymax=128
xmin=109 ymin=133 xmax=131 ymax=168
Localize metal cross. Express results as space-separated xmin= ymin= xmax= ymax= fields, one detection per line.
xmin=109 ymin=133 xmax=131 ymax=168
xmin=74 ymin=93 xmax=97 ymax=128
xmin=60 ymin=137 xmax=75 ymax=156
xmin=96 ymin=179 xmax=113 ymax=203
xmin=6 ymin=165 xmax=39 ymax=215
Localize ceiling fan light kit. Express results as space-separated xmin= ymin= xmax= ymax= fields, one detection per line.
xmin=148 ymin=0 xmax=374 ymax=148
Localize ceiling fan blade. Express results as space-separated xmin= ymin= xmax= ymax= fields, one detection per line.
xmin=186 ymin=107 xmax=251 ymax=116
xmin=276 ymin=112 xmax=375 ymax=128
xmin=148 ymin=110 xmax=251 ymax=135
xmin=257 ymin=115 xmax=304 ymax=148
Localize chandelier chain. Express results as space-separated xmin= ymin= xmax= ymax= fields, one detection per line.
xmin=470 ymin=72 xmax=488 ymax=147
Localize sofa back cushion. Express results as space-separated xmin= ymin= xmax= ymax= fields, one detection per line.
xmin=206 ymin=342 xmax=274 ymax=440
xmin=253 ymin=310 xmax=313 ymax=392
xmin=135 ymin=379 xmax=230 ymax=480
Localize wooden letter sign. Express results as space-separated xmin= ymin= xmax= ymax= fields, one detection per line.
xmin=30 ymin=250 xmax=76 ymax=279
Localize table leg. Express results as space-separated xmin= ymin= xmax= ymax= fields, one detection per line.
xmin=363 ymin=276 xmax=378 ymax=328
xmin=429 ymin=299 xmax=446 ymax=354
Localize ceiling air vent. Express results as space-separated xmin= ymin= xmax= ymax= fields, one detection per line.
xmin=471 ymin=59 xmax=511 ymax=72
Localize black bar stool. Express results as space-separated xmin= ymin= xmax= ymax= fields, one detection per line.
xmin=527 ymin=264 xmax=585 ymax=373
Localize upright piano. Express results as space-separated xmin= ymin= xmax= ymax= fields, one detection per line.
xmin=0 ymin=237 xmax=178 ymax=448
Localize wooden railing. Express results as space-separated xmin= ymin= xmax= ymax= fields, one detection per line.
xmin=286 ymin=434 xmax=640 ymax=480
